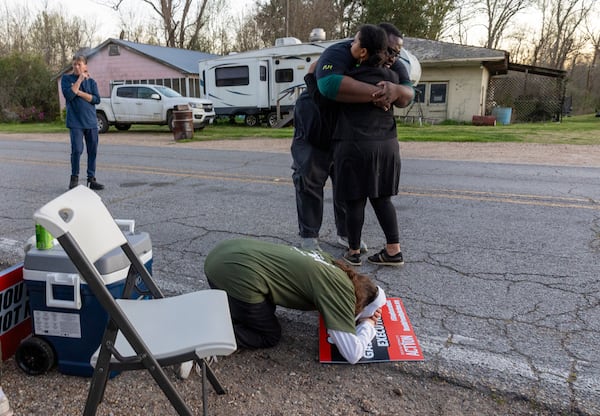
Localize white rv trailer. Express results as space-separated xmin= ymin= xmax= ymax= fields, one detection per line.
xmin=198 ymin=37 xmax=421 ymax=127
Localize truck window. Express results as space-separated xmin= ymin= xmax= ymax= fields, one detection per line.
xmin=116 ymin=86 xmax=136 ymax=98
xmin=216 ymin=66 xmax=249 ymax=86
xmin=275 ymin=69 xmax=293 ymax=83
xmin=260 ymin=66 xmax=267 ymax=81
xmin=137 ymin=87 xmax=155 ymax=99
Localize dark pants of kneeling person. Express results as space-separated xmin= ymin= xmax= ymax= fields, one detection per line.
xmin=208 ymin=279 xmax=281 ymax=349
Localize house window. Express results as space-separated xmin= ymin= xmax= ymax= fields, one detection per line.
xmin=108 ymin=45 xmax=120 ymax=56
xmin=275 ymin=68 xmax=293 ymax=83
xmin=429 ymin=83 xmax=447 ymax=104
xmin=216 ymin=66 xmax=250 ymax=86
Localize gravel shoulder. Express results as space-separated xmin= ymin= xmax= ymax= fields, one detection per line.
xmin=8 ymin=131 xmax=600 ymax=167
xmin=1 ymin=132 xmax=595 ymax=415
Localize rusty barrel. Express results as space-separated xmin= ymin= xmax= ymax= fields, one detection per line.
xmin=172 ymin=104 xmax=194 ymax=140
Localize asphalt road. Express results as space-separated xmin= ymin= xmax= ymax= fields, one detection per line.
xmin=1 ymin=135 xmax=599 ymax=414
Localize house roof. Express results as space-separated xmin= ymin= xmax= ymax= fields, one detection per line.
xmin=55 ymin=38 xmax=218 ymax=78
xmin=403 ymin=37 xmax=507 ymax=63
xmin=105 ymin=39 xmax=218 ymax=73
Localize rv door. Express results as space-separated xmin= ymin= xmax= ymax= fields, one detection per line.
xmin=257 ymin=60 xmax=269 ymax=109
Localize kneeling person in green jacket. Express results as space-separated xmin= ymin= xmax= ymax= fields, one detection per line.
xmin=204 ymin=238 xmax=386 ymax=364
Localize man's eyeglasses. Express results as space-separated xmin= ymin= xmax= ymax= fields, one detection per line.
xmin=387 ymin=48 xmax=402 ymax=59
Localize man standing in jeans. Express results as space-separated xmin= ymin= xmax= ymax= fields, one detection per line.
xmin=61 ymin=54 xmax=104 ymax=191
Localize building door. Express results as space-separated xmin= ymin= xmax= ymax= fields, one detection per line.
xmin=398 ymin=82 xmax=448 ymax=123
xmin=425 ymin=82 xmax=448 ymax=121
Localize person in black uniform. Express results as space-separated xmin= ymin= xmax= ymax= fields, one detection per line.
xmin=331 ymin=25 xmax=404 ymax=267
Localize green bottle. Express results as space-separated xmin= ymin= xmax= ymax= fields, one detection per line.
xmin=35 ymin=224 xmax=54 ymax=250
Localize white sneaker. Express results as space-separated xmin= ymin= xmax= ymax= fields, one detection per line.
xmin=300 ymin=238 xmax=321 ymax=251
xmin=337 ymin=236 xmax=368 ymax=253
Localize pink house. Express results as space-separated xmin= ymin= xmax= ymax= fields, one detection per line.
xmin=56 ymin=38 xmax=216 ymax=110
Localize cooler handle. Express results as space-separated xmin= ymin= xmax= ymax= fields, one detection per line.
xmin=46 ymin=273 xmax=82 ymax=310
xmin=115 ymin=219 xmax=135 ymax=233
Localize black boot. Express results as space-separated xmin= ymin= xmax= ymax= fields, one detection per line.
xmin=69 ymin=175 xmax=78 ymax=189
xmin=87 ymin=177 xmax=105 ymax=190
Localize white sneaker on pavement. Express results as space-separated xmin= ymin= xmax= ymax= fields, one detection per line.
xmin=337 ymin=236 xmax=367 ymax=253
xmin=300 ymin=238 xmax=322 ymax=251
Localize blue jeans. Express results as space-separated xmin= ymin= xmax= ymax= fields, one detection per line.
xmin=70 ymin=128 xmax=99 ymax=178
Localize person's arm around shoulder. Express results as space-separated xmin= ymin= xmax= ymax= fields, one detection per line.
xmin=315 ymin=40 xmax=383 ymax=105
xmin=375 ymin=81 xmax=413 ymax=108
xmin=374 ymin=60 xmax=414 ymax=108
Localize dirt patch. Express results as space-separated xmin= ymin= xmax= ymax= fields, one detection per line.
xmin=2 ymin=317 xmax=554 ymax=416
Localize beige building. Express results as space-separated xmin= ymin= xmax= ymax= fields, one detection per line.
xmin=399 ymin=37 xmax=566 ymax=124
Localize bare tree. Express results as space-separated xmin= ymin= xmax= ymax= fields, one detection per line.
xmin=0 ymin=4 xmax=33 ymax=55
xmin=481 ymin=0 xmax=532 ymax=49
xmin=531 ymin=0 xmax=592 ymax=69
xmin=424 ymin=0 xmax=457 ymax=40
xmin=102 ymin=0 xmax=214 ymax=48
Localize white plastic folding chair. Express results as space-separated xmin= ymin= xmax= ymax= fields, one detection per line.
xmin=33 ymin=185 xmax=237 ymax=415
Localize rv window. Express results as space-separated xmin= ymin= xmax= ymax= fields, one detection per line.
xmin=216 ymin=66 xmax=250 ymax=86
xmin=116 ymin=86 xmax=136 ymax=98
xmin=275 ymin=69 xmax=293 ymax=83
xmin=260 ymin=66 xmax=267 ymax=81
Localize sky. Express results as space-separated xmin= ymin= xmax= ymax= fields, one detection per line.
xmin=7 ymin=0 xmax=254 ymax=40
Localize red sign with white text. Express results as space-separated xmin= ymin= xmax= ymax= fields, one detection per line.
xmin=319 ymin=297 xmax=423 ymax=363
xmin=0 ymin=263 xmax=32 ymax=361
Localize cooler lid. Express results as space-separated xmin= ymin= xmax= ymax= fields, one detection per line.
xmin=24 ymin=232 xmax=151 ymax=275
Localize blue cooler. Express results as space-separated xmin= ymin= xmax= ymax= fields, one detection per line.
xmin=22 ymin=223 xmax=152 ymax=377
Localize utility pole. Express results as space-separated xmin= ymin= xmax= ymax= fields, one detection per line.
xmin=285 ymin=0 xmax=289 ymax=37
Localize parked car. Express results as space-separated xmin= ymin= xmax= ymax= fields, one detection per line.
xmin=96 ymin=84 xmax=216 ymax=133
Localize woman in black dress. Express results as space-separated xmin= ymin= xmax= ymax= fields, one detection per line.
xmin=333 ymin=24 xmax=404 ymax=267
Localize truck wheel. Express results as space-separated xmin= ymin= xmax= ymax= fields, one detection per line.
xmin=96 ymin=113 xmax=109 ymax=134
xmin=15 ymin=336 xmax=56 ymax=375
xmin=244 ymin=114 xmax=259 ymax=127
xmin=115 ymin=123 xmax=131 ymax=131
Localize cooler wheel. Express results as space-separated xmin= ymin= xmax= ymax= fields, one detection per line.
xmin=15 ymin=336 xmax=56 ymax=375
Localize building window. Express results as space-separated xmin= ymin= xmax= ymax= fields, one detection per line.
xmin=430 ymin=83 xmax=447 ymax=104
xmin=108 ymin=45 xmax=120 ymax=56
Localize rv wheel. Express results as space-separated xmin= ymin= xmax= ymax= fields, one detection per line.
xmin=15 ymin=336 xmax=56 ymax=375
xmin=244 ymin=114 xmax=259 ymax=127
xmin=267 ymin=112 xmax=279 ymax=128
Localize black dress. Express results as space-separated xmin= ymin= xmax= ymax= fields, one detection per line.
xmin=332 ymin=65 xmax=400 ymax=201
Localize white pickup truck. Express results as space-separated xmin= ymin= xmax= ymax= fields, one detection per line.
xmin=96 ymin=84 xmax=216 ymax=133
